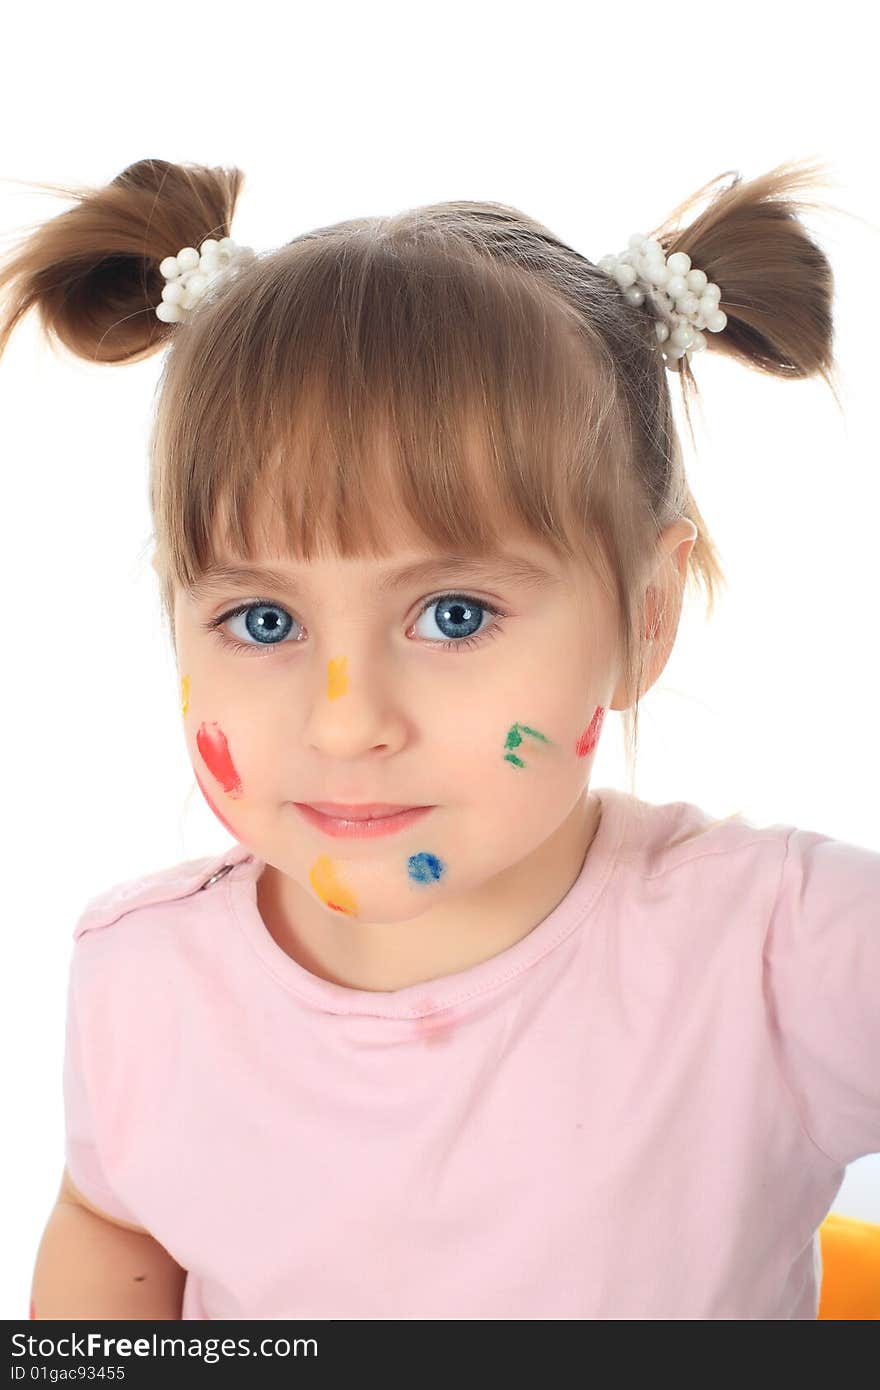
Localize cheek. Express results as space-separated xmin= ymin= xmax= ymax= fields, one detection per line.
xmin=502 ymin=720 xmax=554 ymax=769
xmin=575 ymin=705 xmax=605 ymax=758
xmin=192 ymin=766 xmax=242 ymax=838
xmin=195 ymin=721 xmax=244 ymax=796
xmin=442 ymin=692 xmax=597 ymax=788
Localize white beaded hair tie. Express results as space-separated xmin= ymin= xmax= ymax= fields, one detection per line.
xmin=154 ymin=231 xmax=727 ymax=368
xmin=598 ymin=233 xmax=728 ymax=370
xmin=155 ymin=237 xmax=256 ymax=323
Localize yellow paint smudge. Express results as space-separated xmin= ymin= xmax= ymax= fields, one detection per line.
xmin=180 ymin=674 xmax=190 ymax=717
xmin=327 ymin=656 xmax=349 ymax=700
xmin=309 ymin=854 xmax=359 ymax=917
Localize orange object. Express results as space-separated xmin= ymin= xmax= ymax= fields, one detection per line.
xmin=817 ymin=1212 xmax=880 ymax=1319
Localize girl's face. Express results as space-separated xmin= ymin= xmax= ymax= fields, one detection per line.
xmin=171 ymin=526 xmax=621 ymax=932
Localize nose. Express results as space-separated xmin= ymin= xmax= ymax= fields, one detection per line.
xmin=301 ymin=646 xmax=410 ymax=759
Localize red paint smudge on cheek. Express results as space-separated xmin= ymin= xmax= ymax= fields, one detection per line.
xmin=193 ymin=767 xmax=242 ymax=840
xmin=196 ymin=722 xmax=243 ymax=796
xmin=575 ymin=705 xmax=605 ymax=758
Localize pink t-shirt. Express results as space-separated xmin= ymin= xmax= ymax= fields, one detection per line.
xmin=61 ymin=786 xmax=880 ymax=1320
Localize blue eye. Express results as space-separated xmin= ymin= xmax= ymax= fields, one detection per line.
xmin=203 ymin=593 xmax=507 ymax=656
xmin=208 ymin=601 xmax=297 ymax=651
xmin=412 ymin=594 xmax=500 ymax=647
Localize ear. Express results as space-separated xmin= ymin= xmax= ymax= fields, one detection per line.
xmin=608 ymin=519 xmax=698 ymax=712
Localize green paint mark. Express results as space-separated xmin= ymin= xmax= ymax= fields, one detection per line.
xmin=503 ymin=722 xmax=553 ymax=769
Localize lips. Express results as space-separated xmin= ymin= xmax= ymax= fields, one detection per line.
xmin=302 ymin=802 xmax=422 ymax=821
xmin=293 ymin=802 xmax=434 ymax=839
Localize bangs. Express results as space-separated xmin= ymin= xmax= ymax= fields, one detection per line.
xmin=149 ymin=227 xmax=625 ymax=593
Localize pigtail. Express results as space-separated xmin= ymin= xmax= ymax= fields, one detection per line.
xmin=0 ymin=158 xmax=245 ymax=365
xmin=642 ymin=157 xmax=847 ymax=450
xmin=617 ymin=156 xmax=849 ymax=628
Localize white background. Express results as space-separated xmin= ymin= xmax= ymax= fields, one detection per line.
xmin=1 ymin=0 xmax=877 ymax=1320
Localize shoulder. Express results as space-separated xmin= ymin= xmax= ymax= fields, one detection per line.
xmin=770 ymin=821 xmax=880 ymax=919
xmin=72 ymin=841 xmax=255 ymax=941
xmin=610 ymin=789 xmax=880 ymax=910
xmin=606 ymin=788 xmax=792 ymax=879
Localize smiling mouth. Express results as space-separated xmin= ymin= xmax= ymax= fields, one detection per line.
xmin=300 ymin=802 xmax=427 ymax=820
xmin=292 ymin=803 xmax=435 ymax=838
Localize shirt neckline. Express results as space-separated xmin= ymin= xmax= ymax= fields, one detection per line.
xmin=223 ymin=786 xmax=628 ymax=1018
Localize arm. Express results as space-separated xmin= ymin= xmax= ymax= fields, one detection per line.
xmin=30 ymin=1167 xmax=186 ymax=1320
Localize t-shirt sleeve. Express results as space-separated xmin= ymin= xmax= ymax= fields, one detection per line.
xmin=62 ymin=947 xmax=141 ymax=1226
xmin=763 ymin=824 xmax=880 ymax=1167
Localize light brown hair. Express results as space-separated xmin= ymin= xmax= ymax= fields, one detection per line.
xmin=0 ymin=157 xmax=846 ymax=791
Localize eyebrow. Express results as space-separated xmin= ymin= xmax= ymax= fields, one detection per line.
xmin=188 ymin=553 xmax=559 ymax=603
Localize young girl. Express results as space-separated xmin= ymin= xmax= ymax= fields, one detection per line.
xmin=4 ymin=157 xmax=878 ymax=1321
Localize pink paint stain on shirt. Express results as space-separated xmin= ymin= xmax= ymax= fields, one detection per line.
xmin=575 ymin=705 xmax=605 ymax=758
xmin=411 ymin=998 xmax=458 ymax=1045
xmin=196 ymin=721 xmax=244 ymax=796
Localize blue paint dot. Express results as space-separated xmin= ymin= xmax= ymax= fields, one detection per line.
xmin=407 ymin=851 xmax=446 ymax=884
